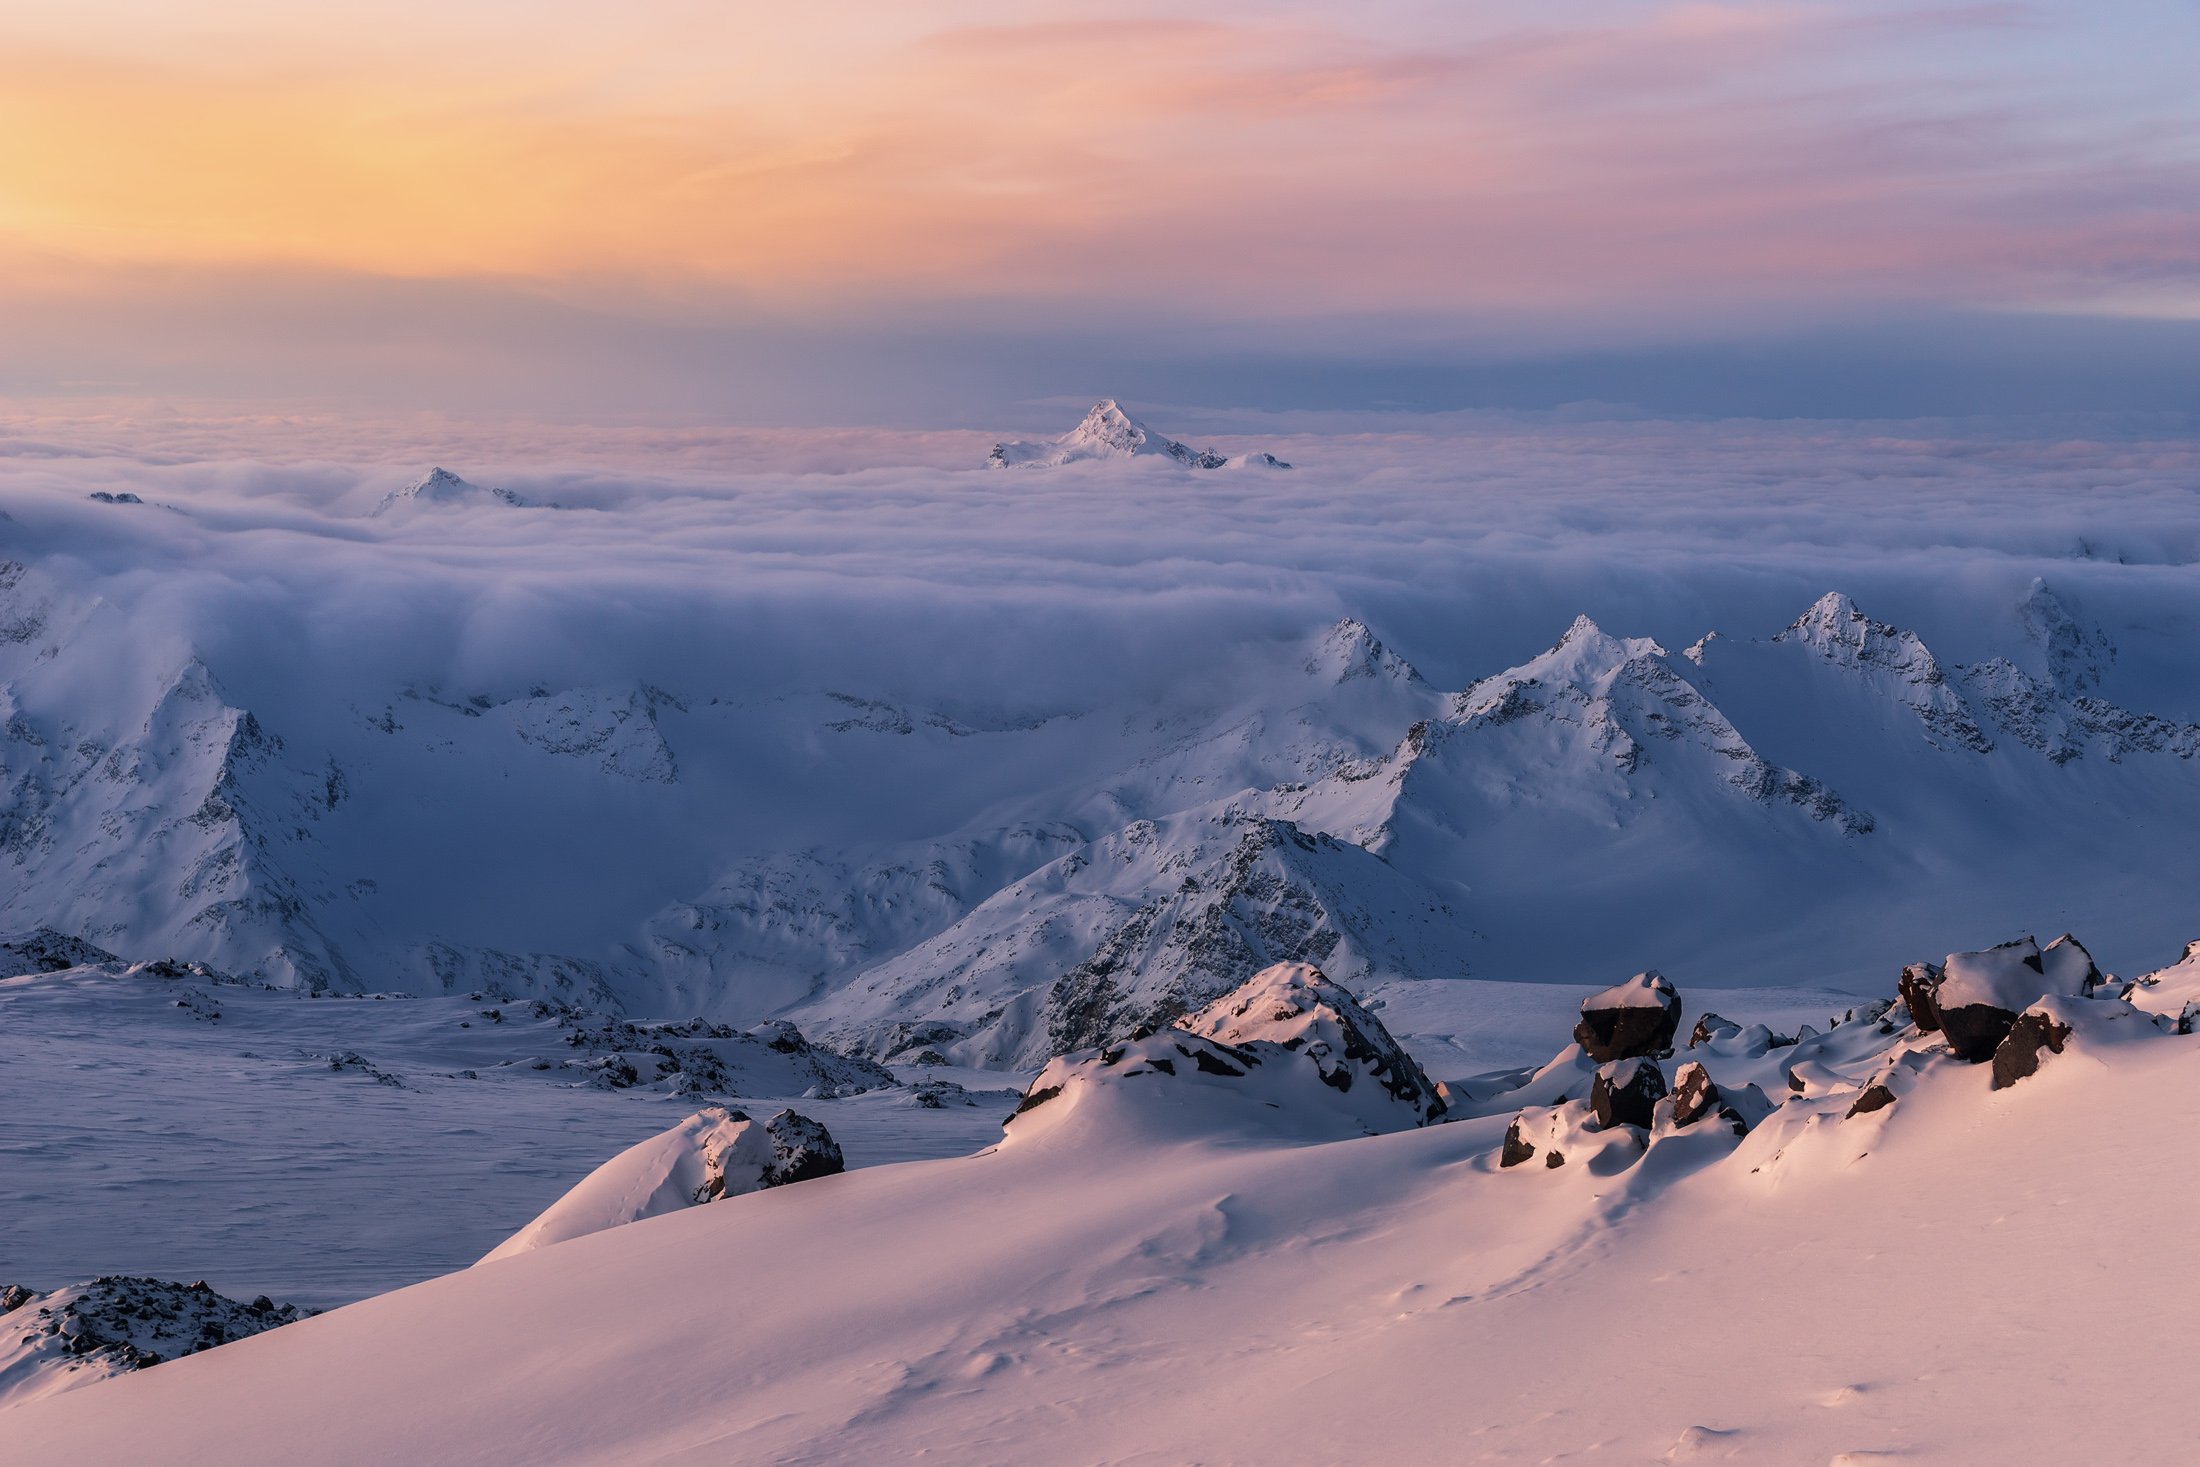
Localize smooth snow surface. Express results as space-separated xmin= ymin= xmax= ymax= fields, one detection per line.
xmin=15 ymin=966 xmax=2200 ymax=1464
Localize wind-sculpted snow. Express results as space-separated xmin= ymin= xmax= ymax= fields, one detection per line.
xmin=20 ymin=923 xmax=2200 ymax=1462
xmin=478 ymin=1105 xmax=843 ymax=1263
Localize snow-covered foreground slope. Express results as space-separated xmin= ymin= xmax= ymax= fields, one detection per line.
xmin=14 ymin=952 xmax=2200 ymax=1465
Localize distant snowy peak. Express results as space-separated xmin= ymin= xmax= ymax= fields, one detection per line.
xmin=375 ymin=467 xmax=532 ymax=514
xmin=986 ymin=400 xmax=1289 ymax=471
xmin=1304 ymin=617 xmax=1423 ymax=687
xmin=1769 ymin=592 xmax=1992 ymax=753
xmin=1422 ymin=610 xmax=1870 ymax=832
xmin=2016 ymin=579 xmax=2115 ymax=697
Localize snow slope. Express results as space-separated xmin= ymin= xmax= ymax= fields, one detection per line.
xmin=13 ymin=951 xmax=2200 ymax=1464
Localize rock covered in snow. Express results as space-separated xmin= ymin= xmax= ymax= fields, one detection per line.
xmin=1989 ymin=994 xmax=2156 ymax=1091
xmin=0 ymin=1276 xmax=313 ymax=1411
xmin=1496 ymin=1100 xmax=1645 ymax=1173
xmin=1006 ymin=964 xmax=1443 ymax=1142
xmin=986 ymin=400 xmax=1285 ymax=471
xmin=1935 ymin=937 xmax=2068 ymax=1062
xmin=1179 ymin=961 xmax=1447 ymax=1124
xmin=0 ymin=929 xmax=121 ymax=977
xmin=1687 ymin=1012 xmax=1740 ymax=1049
xmin=1573 ymin=971 xmax=1682 ymax=1062
xmin=479 ymin=1106 xmax=843 ymax=1263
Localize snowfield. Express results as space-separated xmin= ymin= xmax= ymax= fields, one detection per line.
xmin=10 ymin=948 xmax=2200 ymax=1464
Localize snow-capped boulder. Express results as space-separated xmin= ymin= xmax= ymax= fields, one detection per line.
xmin=986 ymin=400 xmax=1282 ymax=471
xmin=1574 ymin=971 xmax=1682 ymax=1061
xmin=1589 ymin=1056 xmax=1666 ymax=1130
xmin=2039 ymin=933 xmax=2103 ymax=996
xmin=1990 ymin=994 xmax=2156 ymax=1091
xmin=0 ymin=1277 xmax=312 ymax=1411
xmin=1179 ymin=961 xmax=1447 ymax=1124
xmin=479 ymin=1106 xmax=843 ymax=1264
xmin=1005 ymin=967 xmax=1443 ymax=1145
xmin=1665 ymin=1061 xmax=1722 ymax=1128
xmin=1936 ymin=937 xmax=2072 ymax=1062
xmin=1845 ymin=1048 xmax=1940 ymax=1119
xmin=1687 ymin=1012 xmax=1740 ymax=1049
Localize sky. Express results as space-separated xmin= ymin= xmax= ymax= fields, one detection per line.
xmin=4 ymin=1 xmax=2198 ymax=422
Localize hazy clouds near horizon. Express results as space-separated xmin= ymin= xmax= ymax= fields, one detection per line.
xmin=5 ymin=409 xmax=2199 ymax=730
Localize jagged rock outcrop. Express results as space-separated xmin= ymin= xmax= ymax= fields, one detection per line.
xmin=0 ymin=1277 xmax=313 ymax=1410
xmin=1005 ymin=964 xmax=1444 ymax=1142
xmin=1180 ymin=962 xmax=1447 ymax=1124
xmin=1665 ymin=1061 xmax=1722 ymax=1128
xmin=1688 ymin=1012 xmax=1740 ymax=1049
xmin=1574 ymin=972 xmax=1682 ymax=1062
xmin=1899 ymin=962 xmax=1945 ymax=1034
xmin=0 ymin=929 xmax=120 ymax=976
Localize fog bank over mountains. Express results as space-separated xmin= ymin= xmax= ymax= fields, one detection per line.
xmin=5 ymin=404 xmax=2200 ymax=1043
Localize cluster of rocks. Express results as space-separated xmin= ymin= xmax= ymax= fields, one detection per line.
xmin=0 ymin=1276 xmax=313 ymax=1406
xmin=1502 ymin=972 xmax=1760 ymax=1171
xmin=555 ymin=1012 xmax=897 ymax=1098
xmin=1492 ymin=929 xmax=2190 ymax=1175
xmin=1008 ymin=962 xmax=1450 ymax=1139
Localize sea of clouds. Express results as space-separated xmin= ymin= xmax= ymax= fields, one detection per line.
xmin=5 ymin=403 xmax=2199 ymax=727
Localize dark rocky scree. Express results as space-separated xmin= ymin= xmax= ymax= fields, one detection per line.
xmin=554 ymin=1011 xmax=897 ymax=1097
xmin=2 ymin=1276 xmax=313 ymax=1378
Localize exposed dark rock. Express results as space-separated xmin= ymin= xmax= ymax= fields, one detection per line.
xmin=1668 ymin=1061 xmax=1721 ymax=1127
xmin=760 ymin=1109 xmax=843 ymax=1185
xmin=1589 ymin=1057 xmax=1667 ymax=1130
xmin=1500 ymin=1117 xmax=1537 ymax=1168
xmin=1899 ymin=962 xmax=1945 ymax=1034
xmin=1574 ymin=971 xmax=1682 ymax=1062
xmin=1990 ymin=1007 xmax=2074 ymax=1090
xmin=1687 ymin=1013 xmax=1740 ymax=1049
xmin=1185 ymin=961 xmax=1446 ymax=1123
xmin=1848 ymin=1082 xmax=1897 ymax=1117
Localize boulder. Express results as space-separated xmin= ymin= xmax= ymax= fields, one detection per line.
xmin=1687 ymin=1013 xmax=1740 ymax=1049
xmin=1990 ymin=1008 xmax=2072 ymax=1091
xmin=1937 ymin=937 xmax=2069 ymax=1062
xmin=2039 ymin=933 xmax=2103 ymax=997
xmin=1989 ymin=994 xmax=2158 ymax=1091
xmin=1589 ymin=1057 xmax=1667 ymax=1130
xmin=1500 ymin=1116 xmax=1539 ymax=1168
xmin=1573 ymin=971 xmax=1682 ymax=1062
xmin=1898 ymin=962 xmax=1944 ymax=1033
xmin=1666 ymin=1061 xmax=1721 ymax=1127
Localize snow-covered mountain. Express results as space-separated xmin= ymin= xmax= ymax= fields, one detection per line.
xmin=987 ymin=399 xmax=1289 ymax=470
xmin=10 ymin=539 xmax=2200 ymax=1064
xmin=374 ymin=467 xmax=532 ymax=513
